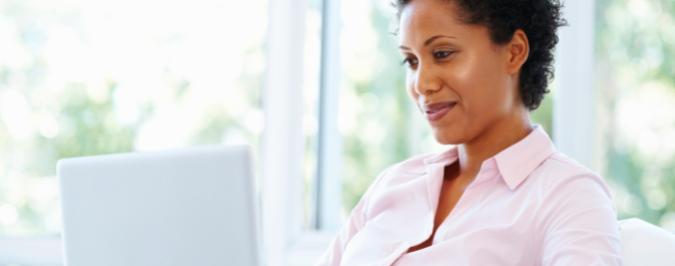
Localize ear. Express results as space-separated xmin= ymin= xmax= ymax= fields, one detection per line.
xmin=505 ymin=29 xmax=530 ymax=74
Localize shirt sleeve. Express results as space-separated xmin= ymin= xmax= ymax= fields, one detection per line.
xmin=315 ymin=167 xmax=391 ymax=266
xmin=540 ymin=174 xmax=623 ymax=266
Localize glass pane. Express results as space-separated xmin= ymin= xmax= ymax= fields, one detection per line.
xmin=303 ymin=0 xmax=322 ymax=229
xmin=0 ymin=0 xmax=267 ymax=236
xmin=339 ymin=0 xmax=415 ymax=213
xmin=596 ymin=0 xmax=675 ymax=230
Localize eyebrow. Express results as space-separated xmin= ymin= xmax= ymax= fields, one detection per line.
xmin=399 ymin=35 xmax=456 ymax=50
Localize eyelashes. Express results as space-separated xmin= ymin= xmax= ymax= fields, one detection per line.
xmin=400 ymin=49 xmax=456 ymax=69
xmin=401 ymin=57 xmax=417 ymax=66
xmin=433 ymin=50 xmax=454 ymax=59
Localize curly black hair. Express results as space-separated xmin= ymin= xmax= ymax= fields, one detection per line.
xmin=395 ymin=0 xmax=567 ymax=110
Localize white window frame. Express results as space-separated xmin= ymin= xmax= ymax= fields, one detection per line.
xmin=260 ymin=0 xmax=309 ymax=265
xmin=263 ymin=0 xmax=341 ymax=264
xmin=313 ymin=0 xmax=342 ymax=233
xmin=0 ymin=237 xmax=62 ymax=265
xmin=553 ymin=0 xmax=597 ymax=169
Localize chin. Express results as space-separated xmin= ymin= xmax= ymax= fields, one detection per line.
xmin=432 ymin=127 xmax=466 ymax=145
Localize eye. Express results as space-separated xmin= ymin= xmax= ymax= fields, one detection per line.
xmin=433 ymin=50 xmax=454 ymax=59
xmin=401 ymin=56 xmax=418 ymax=69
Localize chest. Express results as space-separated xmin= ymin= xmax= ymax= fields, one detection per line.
xmin=342 ymin=171 xmax=542 ymax=265
xmin=407 ymin=169 xmax=473 ymax=252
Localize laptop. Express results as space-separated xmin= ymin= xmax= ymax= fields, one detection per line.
xmin=57 ymin=145 xmax=260 ymax=266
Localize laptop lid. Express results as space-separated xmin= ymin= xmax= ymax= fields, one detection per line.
xmin=57 ymin=145 xmax=260 ymax=266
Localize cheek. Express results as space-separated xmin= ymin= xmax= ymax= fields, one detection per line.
xmin=406 ymin=74 xmax=419 ymax=104
xmin=453 ymin=54 xmax=509 ymax=113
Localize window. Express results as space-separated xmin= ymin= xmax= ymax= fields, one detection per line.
xmin=0 ymin=0 xmax=267 ymax=263
xmin=3 ymin=0 xmax=674 ymax=265
xmin=596 ymin=0 xmax=675 ymax=230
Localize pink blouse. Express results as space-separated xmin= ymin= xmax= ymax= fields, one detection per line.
xmin=317 ymin=126 xmax=622 ymax=265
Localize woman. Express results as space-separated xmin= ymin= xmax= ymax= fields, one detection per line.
xmin=317 ymin=0 xmax=621 ymax=265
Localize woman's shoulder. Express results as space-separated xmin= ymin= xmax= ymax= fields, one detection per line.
xmin=533 ymin=151 xmax=614 ymax=200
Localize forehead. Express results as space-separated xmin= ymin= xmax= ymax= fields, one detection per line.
xmin=398 ymin=0 xmax=469 ymax=45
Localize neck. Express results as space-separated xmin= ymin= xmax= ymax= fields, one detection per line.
xmin=457 ymin=110 xmax=533 ymax=177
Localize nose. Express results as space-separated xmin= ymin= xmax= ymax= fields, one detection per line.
xmin=413 ymin=63 xmax=441 ymax=96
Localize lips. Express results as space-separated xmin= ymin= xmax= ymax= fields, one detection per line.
xmin=422 ymin=101 xmax=456 ymax=122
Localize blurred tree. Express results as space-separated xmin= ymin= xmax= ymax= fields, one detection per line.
xmin=0 ymin=0 xmax=265 ymax=235
xmin=596 ymin=0 xmax=675 ymax=225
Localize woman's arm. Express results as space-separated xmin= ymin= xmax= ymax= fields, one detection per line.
xmin=315 ymin=167 xmax=391 ymax=266
xmin=540 ymin=174 xmax=623 ymax=265
xmin=315 ymin=195 xmax=369 ymax=266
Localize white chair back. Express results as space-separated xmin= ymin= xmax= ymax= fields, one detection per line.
xmin=620 ymin=218 xmax=675 ymax=266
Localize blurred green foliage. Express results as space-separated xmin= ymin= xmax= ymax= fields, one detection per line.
xmin=596 ymin=0 xmax=675 ymax=224
xmin=0 ymin=0 xmax=264 ymax=235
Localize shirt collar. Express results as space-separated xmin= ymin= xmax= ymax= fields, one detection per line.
xmin=422 ymin=125 xmax=556 ymax=190
xmin=422 ymin=145 xmax=458 ymax=165
xmin=493 ymin=125 xmax=556 ymax=190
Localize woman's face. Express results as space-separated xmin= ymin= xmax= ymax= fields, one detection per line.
xmin=398 ymin=0 xmax=524 ymax=145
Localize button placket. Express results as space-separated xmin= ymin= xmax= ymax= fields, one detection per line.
xmin=431 ymin=166 xmax=497 ymax=244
